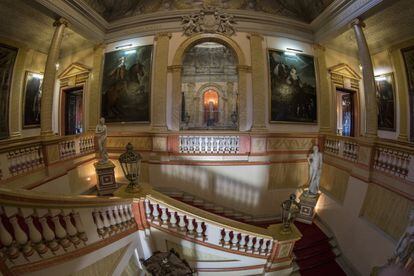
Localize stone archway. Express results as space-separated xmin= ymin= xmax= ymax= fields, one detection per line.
xmin=170 ymin=33 xmax=248 ymax=131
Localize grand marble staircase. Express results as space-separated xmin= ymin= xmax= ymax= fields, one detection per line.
xmin=157 ymin=187 xmax=349 ymax=276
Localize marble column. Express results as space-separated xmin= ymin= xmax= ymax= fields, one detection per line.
xmin=314 ymin=44 xmax=334 ymax=134
xmin=151 ymin=32 xmax=171 ymax=131
xmin=41 ymin=18 xmax=68 ymax=136
xmin=351 ymin=19 xmax=377 ymax=138
xmin=248 ymin=33 xmax=267 ymax=131
xmin=237 ymin=65 xmax=249 ymax=131
xmin=88 ymin=44 xmax=105 ymax=131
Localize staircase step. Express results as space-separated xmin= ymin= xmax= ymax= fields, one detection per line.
xmin=300 ymin=260 xmax=347 ymax=276
xmin=297 ymin=250 xmax=336 ymax=271
xmin=294 ymin=242 xmax=332 ymax=261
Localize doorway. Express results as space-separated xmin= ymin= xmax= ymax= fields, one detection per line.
xmin=203 ymin=89 xmax=219 ymax=127
xmin=62 ymin=86 xmax=83 ymax=135
xmin=336 ymin=88 xmax=355 ymax=137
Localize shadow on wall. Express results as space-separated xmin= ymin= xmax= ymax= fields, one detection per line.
xmin=148 ymin=163 xmax=295 ymax=217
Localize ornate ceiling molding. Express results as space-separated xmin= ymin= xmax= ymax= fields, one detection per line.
xmin=181 ymin=7 xmax=236 ymax=36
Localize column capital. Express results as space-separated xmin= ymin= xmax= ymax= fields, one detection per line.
xmin=350 ymin=18 xmax=365 ymax=28
xmin=247 ymin=33 xmax=264 ymax=40
xmin=313 ymin=44 xmax=326 ymax=52
xmin=53 ymin=18 xmax=70 ymax=28
xmin=155 ymin=32 xmax=172 ymax=41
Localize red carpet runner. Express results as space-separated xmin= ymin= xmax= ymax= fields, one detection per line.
xmin=293 ymin=221 xmax=346 ymax=276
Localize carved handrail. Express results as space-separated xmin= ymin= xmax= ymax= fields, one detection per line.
xmin=0 ymin=188 xmax=133 ymax=208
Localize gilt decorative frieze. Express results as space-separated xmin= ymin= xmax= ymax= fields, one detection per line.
xmin=181 ymin=7 xmax=236 ymax=36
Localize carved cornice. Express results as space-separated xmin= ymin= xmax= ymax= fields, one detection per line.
xmin=313 ymin=0 xmax=385 ymax=43
xmin=154 ymin=32 xmax=172 ymax=41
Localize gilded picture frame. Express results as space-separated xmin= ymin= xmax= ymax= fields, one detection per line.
xmin=101 ymin=44 xmax=153 ymax=123
xmin=375 ymin=73 xmax=396 ymax=131
xmin=267 ymin=48 xmax=318 ymax=124
xmin=22 ymin=71 xmax=43 ymax=128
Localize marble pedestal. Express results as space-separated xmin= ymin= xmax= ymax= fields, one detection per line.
xmin=297 ymin=191 xmax=321 ymax=224
xmin=94 ymin=160 xmax=118 ymax=195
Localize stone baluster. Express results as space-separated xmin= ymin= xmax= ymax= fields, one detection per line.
xmin=178 ymin=214 xmax=186 ymax=232
xmin=21 ymin=208 xmax=47 ymax=255
xmin=62 ymin=210 xmax=80 ymax=245
xmin=72 ymin=210 xmax=87 ymax=241
xmin=169 ymin=211 xmax=177 ymax=228
xmin=112 ymin=206 xmax=123 ymax=230
xmin=160 ymin=206 xmax=169 ymax=226
xmin=0 ymin=209 xmax=19 ymax=259
xmin=261 ymin=239 xmax=270 ymax=255
xmin=239 ymin=233 xmax=246 ymax=251
xmin=37 ymin=210 xmax=59 ymax=252
xmin=144 ymin=199 xmax=152 ymax=220
xmin=231 ymin=231 xmax=239 ymax=249
xmin=253 ymin=238 xmax=261 ymax=253
xmin=152 ymin=203 xmax=160 ymax=222
xmin=246 ymin=236 xmax=254 ymax=252
xmin=93 ymin=210 xmax=105 ymax=236
xmin=223 ymin=229 xmax=231 ymax=247
xmin=195 ymin=220 xmax=204 ymax=239
xmin=8 ymin=214 xmax=33 ymax=257
xmin=100 ymin=208 xmax=110 ymax=230
xmin=116 ymin=206 xmax=127 ymax=227
xmin=187 ymin=216 xmax=195 ymax=235
xmin=51 ymin=210 xmax=71 ymax=249
xmin=107 ymin=208 xmax=117 ymax=231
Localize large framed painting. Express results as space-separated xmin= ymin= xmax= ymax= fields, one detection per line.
xmin=0 ymin=43 xmax=18 ymax=139
xmin=23 ymin=71 xmax=43 ymax=128
xmin=268 ymin=49 xmax=317 ymax=123
xmin=101 ymin=45 xmax=153 ymax=123
xmin=375 ymin=73 xmax=395 ymax=131
xmin=401 ymin=46 xmax=414 ymax=141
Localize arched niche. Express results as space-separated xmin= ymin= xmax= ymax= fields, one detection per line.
xmin=170 ymin=33 xmax=249 ymax=131
xmin=328 ymin=63 xmax=362 ymax=137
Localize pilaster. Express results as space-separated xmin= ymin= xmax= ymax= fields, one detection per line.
xmin=41 ymin=18 xmax=69 ymax=137
xmin=88 ymin=44 xmax=105 ymax=131
xmin=351 ymin=19 xmax=377 ymax=138
xmin=151 ymin=32 xmax=171 ymax=132
xmin=248 ymin=33 xmax=267 ymax=131
xmin=169 ymin=65 xmax=182 ymax=131
xmin=314 ymin=44 xmax=333 ymax=134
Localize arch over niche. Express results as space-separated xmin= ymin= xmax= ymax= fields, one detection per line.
xmin=328 ymin=63 xmax=362 ymax=137
xmin=170 ymin=33 xmax=249 ymax=131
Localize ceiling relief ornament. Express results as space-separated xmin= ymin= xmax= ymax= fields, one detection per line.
xmin=182 ymin=6 xmax=236 ymax=36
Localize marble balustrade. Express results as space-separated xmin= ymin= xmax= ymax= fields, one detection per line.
xmin=144 ymin=195 xmax=274 ymax=257
xmin=0 ymin=188 xmax=135 ymax=271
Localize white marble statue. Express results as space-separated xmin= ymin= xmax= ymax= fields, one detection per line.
xmin=95 ymin=117 xmax=108 ymax=163
xmin=307 ymin=145 xmax=323 ymax=195
xmin=390 ymin=208 xmax=414 ymax=267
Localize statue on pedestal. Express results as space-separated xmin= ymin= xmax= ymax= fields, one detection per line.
xmin=95 ymin=117 xmax=108 ymax=163
xmin=306 ymin=145 xmax=323 ymax=195
xmin=389 ymin=208 xmax=414 ymax=268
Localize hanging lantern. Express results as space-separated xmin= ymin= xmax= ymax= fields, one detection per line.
xmin=280 ymin=194 xmax=301 ymax=234
xmin=118 ymin=143 xmax=142 ymax=192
